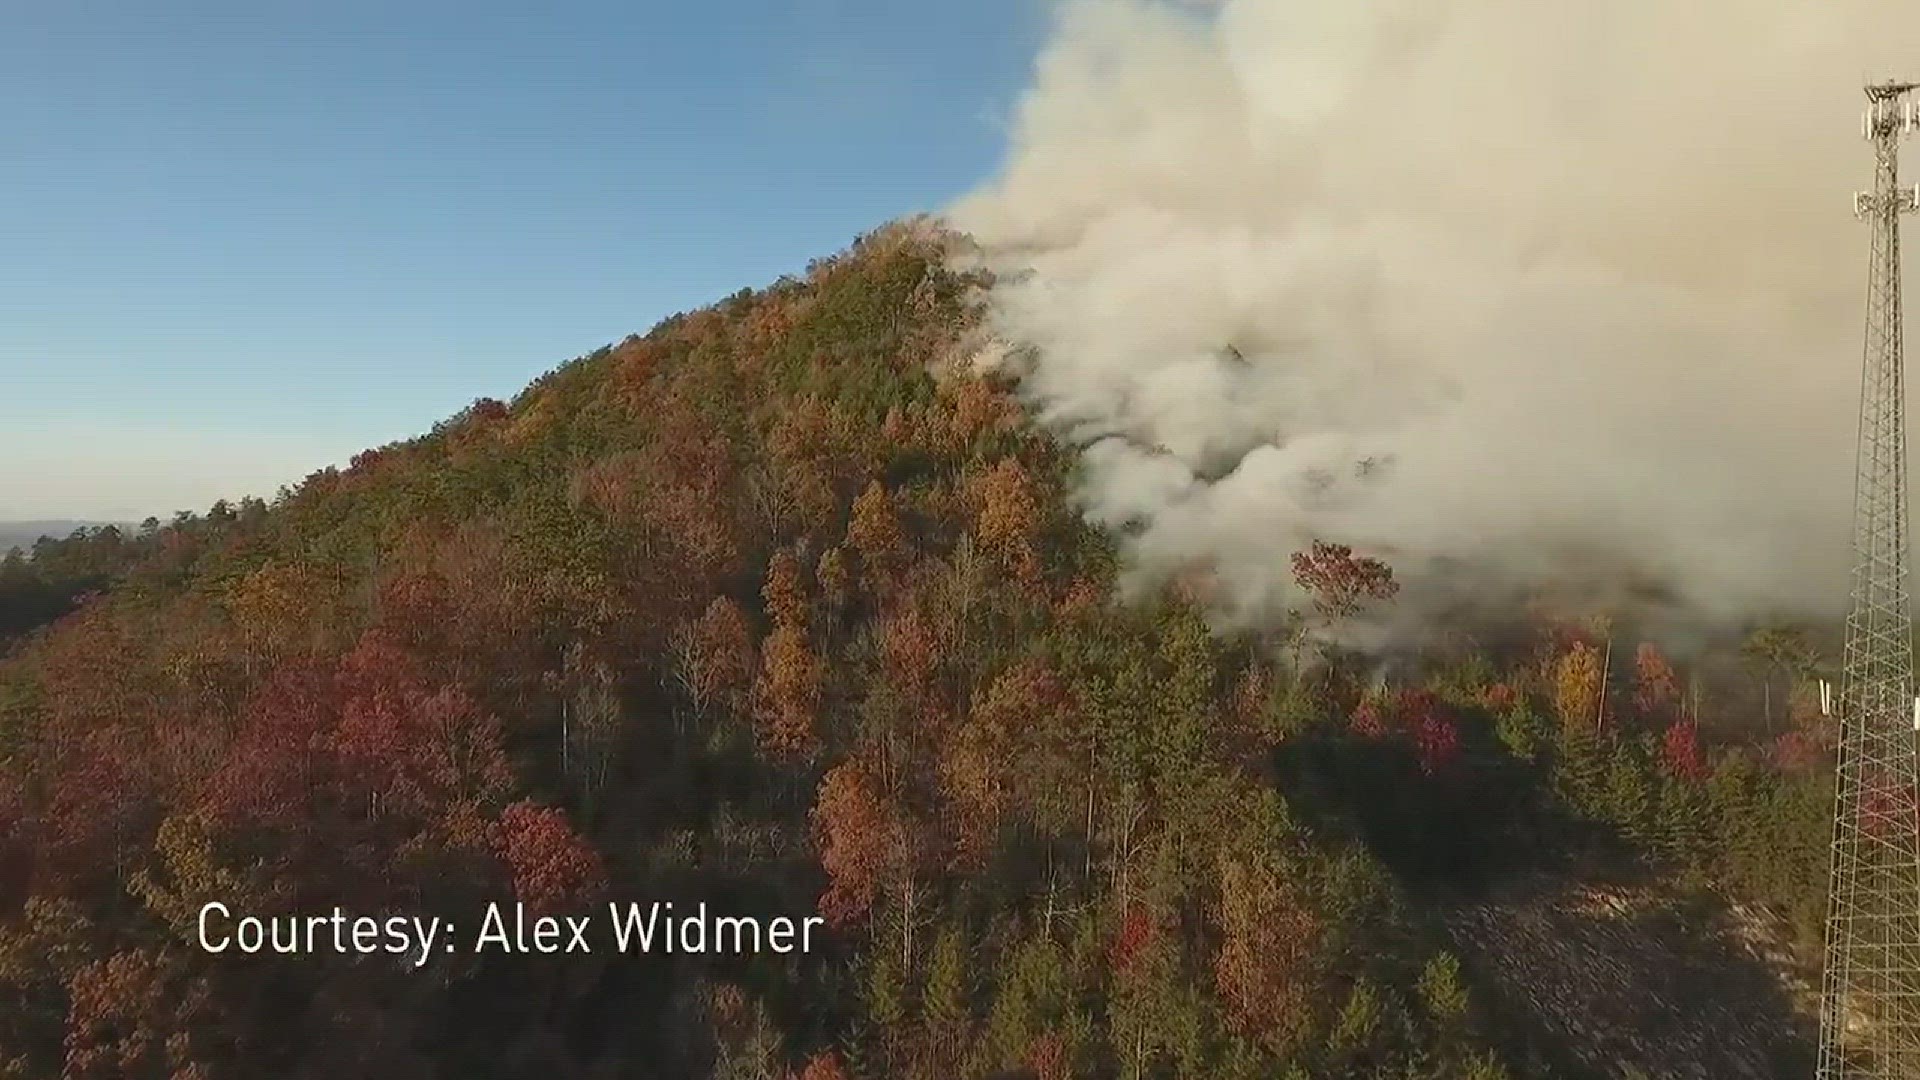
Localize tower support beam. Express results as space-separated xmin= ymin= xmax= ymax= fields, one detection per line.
xmin=1819 ymin=79 xmax=1920 ymax=1080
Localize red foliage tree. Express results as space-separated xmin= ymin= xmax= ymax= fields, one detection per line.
xmin=1414 ymin=713 xmax=1462 ymax=776
xmin=1481 ymin=682 xmax=1519 ymax=712
xmin=1027 ymin=1033 xmax=1071 ymax=1080
xmin=374 ymin=570 xmax=455 ymax=654
xmin=198 ymin=659 xmax=338 ymax=828
xmin=196 ymin=632 xmax=512 ymax=907
xmin=810 ymin=762 xmax=899 ymax=925
xmin=1350 ymin=695 xmax=1388 ymax=739
xmin=327 ymin=632 xmax=512 ymax=821
xmin=1773 ymin=730 xmax=1823 ymax=773
xmin=764 ymin=395 xmax=847 ymax=539
xmin=1290 ymin=541 xmax=1398 ymax=620
xmin=493 ymin=801 xmax=606 ymax=915
xmin=42 ymin=730 xmax=158 ymax=892
xmin=0 ymin=778 xmax=31 ymax=916
xmin=940 ymin=658 xmax=1065 ymax=861
xmin=1110 ymin=905 xmax=1159 ymax=976
xmin=795 ymin=1051 xmax=851 ymax=1080
xmin=641 ymin=415 xmax=746 ymax=604
xmin=62 ymin=949 xmax=208 ymax=1079
xmin=1660 ymin=721 xmax=1707 ymax=780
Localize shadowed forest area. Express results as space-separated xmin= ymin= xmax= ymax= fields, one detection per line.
xmin=0 ymin=224 xmax=1838 ymax=1078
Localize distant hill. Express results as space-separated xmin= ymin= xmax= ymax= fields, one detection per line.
xmin=0 ymin=520 xmax=116 ymax=555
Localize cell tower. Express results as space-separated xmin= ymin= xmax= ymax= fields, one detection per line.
xmin=1819 ymin=79 xmax=1920 ymax=1079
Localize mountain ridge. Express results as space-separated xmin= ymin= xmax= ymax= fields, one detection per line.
xmin=0 ymin=221 xmax=1827 ymax=1079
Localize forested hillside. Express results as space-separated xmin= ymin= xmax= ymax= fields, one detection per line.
xmin=0 ymin=222 xmax=1834 ymax=1078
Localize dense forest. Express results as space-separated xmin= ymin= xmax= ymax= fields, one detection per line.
xmin=0 ymin=222 xmax=1837 ymax=1078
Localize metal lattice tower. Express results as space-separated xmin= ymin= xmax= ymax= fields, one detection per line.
xmin=1820 ymin=79 xmax=1920 ymax=1080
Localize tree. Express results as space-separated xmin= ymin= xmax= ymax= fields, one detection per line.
xmin=1742 ymin=626 xmax=1815 ymax=735
xmin=1660 ymin=721 xmax=1706 ymax=781
xmin=1110 ymin=905 xmax=1159 ymax=978
xmin=764 ymin=550 xmax=809 ymax=630
xmin=752 ymin=624 xmax=823 ymax=758
xmin=795 ymin=1051 xmax=851 ymax=1080
xmin=1351 ymin=694 xmax=1389 ymax=739
xmin=671 ymin=597 xmax=756 ymax=719
xmin=1631 ymin=643 xmax=1681 ymax=724
xmin=811 ymin=762 xmax=901 ymax=926
xmin=493 ymin=802 xmax=606 ymax=915
xmin=848 ymin=481 xmax=908 ymax=574
xmin=1553 ymin=642 xmax=1605 ymax=731
xmin=560 ymin=657 xmax=623 ymax=805
xmin=1414 ymin=712 xmax=1462 ymax=776
xmin=1494 ymin=704 xmax=1546 ymax=762
xmin=227 ymin=561 xmax=344 ymax=661
xmin=1214 ymin=851 xmax=1319 ymax=1055
xmin=1417 ymin=951 xmax=1470 ymax=1027
xmin=61 ymin=949 xmax=210 ymax=1079
xmin=916 ymin=926 xmax=971 ymax=1076
xmin=817 ymin=545 xmax=852 ymax=623
xmin=1290 ymin=540 xmax=1398 ymax=621
xmin=967 ymin=459 xmax=1045 ymax=590
xmin=1330 ymin=979 xmax=1383 ymax=1056
xmin=1602 ymin=750 xmax=1654 ymax=847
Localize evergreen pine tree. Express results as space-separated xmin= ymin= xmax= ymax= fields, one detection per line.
xmin=1417 ymin=952 xmax=1470 ymax=1028
xmin=917 ymin=926 xmax=970 ymax=1075
xmin=1494 ymin=703 xmax=1545 ymax=762
xmin=1603 ymin=749 xmax=1653 ymax=848
xmin=1552 ymin=723 xmax=1608 ymax=817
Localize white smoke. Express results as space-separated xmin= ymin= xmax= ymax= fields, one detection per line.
xmin=950 ymin=0 xmax=1920 ymax=633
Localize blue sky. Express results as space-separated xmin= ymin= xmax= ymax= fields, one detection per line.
xmin=1 ymin=0 xmax=1047 ymax=520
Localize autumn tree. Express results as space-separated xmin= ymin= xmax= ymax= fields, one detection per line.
xmin=1290 ymin=540 xmax=1399 ymax=621
xmin=764 ymin=549 xmax=810 ymax=630
xmin=671 ymin=597 xmax=756 ymax=719
xmin=61 ymin=949 xmax=210 ymax=1079
xmin=752 ymin=624 xmax=824 ymax=758
xmin=1661 ymin=720 xmax=1707 ymax=781
xmin=795 ymin=1051 xmax=851 ymax=1080
xmin=1214 ymin=850 xmax=1319 ymax=1054
xmin=762 ymin=395 xmax=848 ymax=541
xmin=493 ymin=801 xmax=607 ymax=914
xmin=227 ymin=560 xmax=345 ymax=662
xmin=1631 ymin=643 xmax=1681 ymax=725
xmin=966 ymin=459 xmax=1044 ymax=592
xmin=811 ymin=761 xmax=902 ymax=927
xmin=1552 ymin=642 xmax=1606 ymax=731
xmin=848 ymin=480 xmax=908 ymax=575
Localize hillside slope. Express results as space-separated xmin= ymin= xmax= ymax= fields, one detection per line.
xmin=0 ymin=223 xmax=1528 ymax=1079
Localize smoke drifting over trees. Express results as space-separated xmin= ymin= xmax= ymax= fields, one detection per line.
xmin=951 ymin=0 xmax=1920 ymax=634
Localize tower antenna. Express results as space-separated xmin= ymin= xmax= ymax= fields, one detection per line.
xmin=1818 ymin=78 xmax=1920 ymax=1079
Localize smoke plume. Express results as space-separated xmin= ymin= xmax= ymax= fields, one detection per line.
xmin=949 ymin=0 xmax=1920 ymax=637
